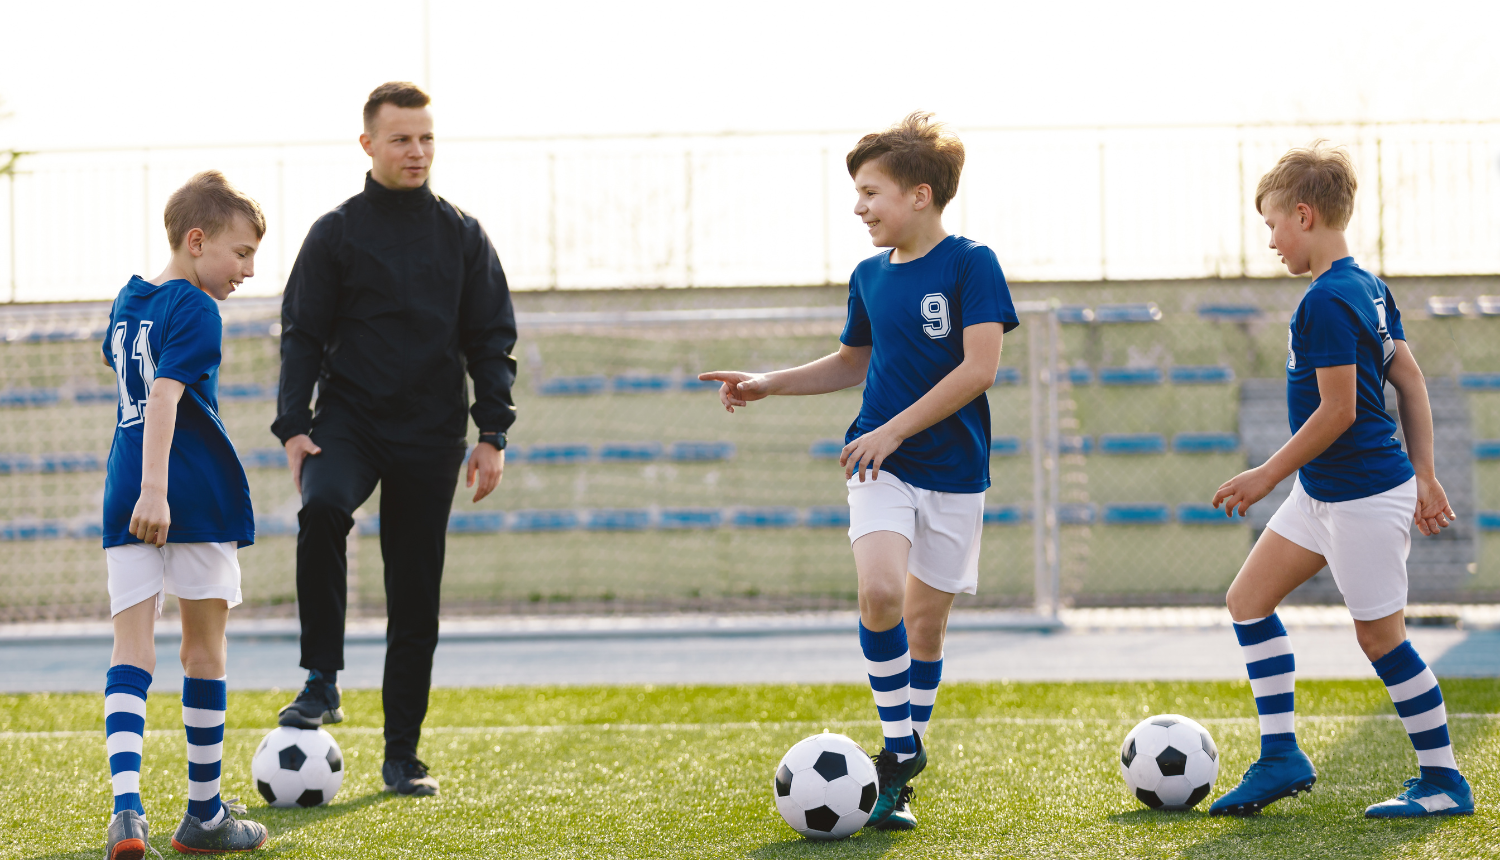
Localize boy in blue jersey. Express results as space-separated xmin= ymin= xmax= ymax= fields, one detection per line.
xmin=100 ymin=171 xmax=269 ymax=858
xmin=1209 ymin=144 xmax=1472 ymax=818
xmin=700 ymin=113 xmax=1018 ymax=831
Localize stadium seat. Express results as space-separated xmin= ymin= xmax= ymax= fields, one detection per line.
xmin=357 ymin=515 xmax=380 ymax=536
xmin=613 ymin=375 xmax=673 ymax=393
xmin=983 ymin=505 xmax=1028 ymax=525
xmin=680 ymin=377 xmax=722 ymax=392
xmin=1475 ymin=440 xmax=1500 ymax=460
xmin=1058 ymin=503 xmax=1095 ymax=525
xmin=809 ymin=439 xmax=843 ymax=459
xmin=732 ymin=507 xmax=799 ymax=528
xmin=1478 ymin=296 xmax=1500 ymax=317
xmin=1097 ymin=434 xmax=1167 ymax=455
xmin=1178 ymin=503 xmax=1244 ymax=524
xmin=448 ymin=511 xmax=505 ymax=533
xmin=223 ymin=319 xmax=281 ymax=338
xmin=1478 ymin=511 xmax=1500 ymax=531
xmin=1098 ymin=367 xmax=1163 ymax=386
xmin=40 ymin=453 xmax=101 ymax=473
xmin=1426 ymin=296 xmax=1469 ymax=317
xmin=805 ymin=506 xmax=850 ymax=528
xmin=0 ymin=519 xmax=64 ymax=541
xmin=1094 ymin=303 xmax=1162 ymax=323
xmin=1060 ymin=435 xmax=1093 ymax=454
xmin=991 ymin=436 xmax=1023 ymax=456
xmin=220 ymin=383 xmax=273 ymax=400
xmin=993 ymin=366 xmax=1022 ymax=385
xmin=599 ymin=442 xmax=663 ymax=462
xmin=509 ymin=510 xmax=579 ymax=531
xmin=256 ymin=517 xmax=301 ymax=537
xmin=1067 ymin=367 xmax=1093 ymax=385
xmin=525 ymin=444 xmax=592 ymax=465
xmin=74 ymin=388 xmax=118 ymax=404
xmin=1460 ymin=374 xmax=1500 ymax=390
xmin=242 ymin=448 xmax=289 ymax=469
xmin=659 ymin=508 xmax=722 ymax=529
xmin=1197 ymin=304 xmax=1261 ymax=321
xmin=537 ymin=375 xmax=607 ymax=396
xmin=586 ymin=509 xmax=652 ymax=531
xmin=1057 ymin=305 xmax=1094 ymax=324
xmin=1169 ymin=365 xmax=1235 ymax=384
xmin=0 ymin=388 xmax=61 ymax=408
xmin=671 ymin=441 xmax=735 ymax=461
xmin=1102 ymin=503 xmax=1171 ymax=525
xmin=1173 ymin=432 xmax=1240 ymax=454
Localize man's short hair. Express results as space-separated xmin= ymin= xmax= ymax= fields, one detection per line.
xmin=1255 ymin=141 xmax=1357 ymax=230
xmin=164 ymin=170 xmax=266 ymax=250
xmin=363 ymin=81 xmax=432 ymax=133
xmin=845 ymin=112 xmax=965 ymax=211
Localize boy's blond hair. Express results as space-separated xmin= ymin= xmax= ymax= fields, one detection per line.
xmin=846 ymin=112 xmax=965 ymax=211
xmin=1255 ymin=141 xmax=1357 ymax=230
xmin=164 ymin=170 xmax=266 ymax=250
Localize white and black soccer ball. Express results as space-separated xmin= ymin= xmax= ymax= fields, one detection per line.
xmin=1119 ymin=713 xmax=1218 ymax=810
xmin=251 ymin=727 xmax=344 ymax=808
xmin=772 ymin=733 xmax=879 ymax=840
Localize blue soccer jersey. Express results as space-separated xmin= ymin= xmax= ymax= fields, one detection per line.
xmin=101 ymin=276 xmax=255 ymax=547
xmin=840 ymin=235 xmax=1020 ymax=493
xmin=1286 ymin=257 xmax=1414 ymax=502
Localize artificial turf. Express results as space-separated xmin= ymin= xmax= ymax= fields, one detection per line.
xmin=2 ymin=679 xmax=1498 ymax=859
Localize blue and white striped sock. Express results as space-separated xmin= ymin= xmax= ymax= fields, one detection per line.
xmin=182 ymin=677 xmax=227 ymax=826
xmin=1233 ymin=614 xmax=1298 ymax=756
xmin=1372 ymin=640 xmax=1463 ymax=785
xmin=909 ymin=656 xmax=943 ymax=740
xmin=859 ymin=620 xmax=916 ymax=761
xmin=105 ymin=664 xmax=151 ymax=817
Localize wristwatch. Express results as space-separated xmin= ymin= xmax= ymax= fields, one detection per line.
xmin=478 ymin=431 xmax=507 ymax=451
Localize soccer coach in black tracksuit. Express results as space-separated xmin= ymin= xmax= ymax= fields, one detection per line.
xmin=271 ymin=82 xmax=516 ymax=797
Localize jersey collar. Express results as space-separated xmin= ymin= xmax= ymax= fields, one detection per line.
xmin=363 ymin=171 xmax=435 ymax=209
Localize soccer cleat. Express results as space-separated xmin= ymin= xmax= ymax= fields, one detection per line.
xmin=169 ymin=799 xmax=267 ymax=854
xmin=276 ymin=670 xmax=343 ymax=729
xmin=1208 ymin=749 xmax=1317 ymax=816
xmin=104 ymin=810 xmax=160 ymax=860
xmin=876 ymin=785 xmax=917 ymax=831
xmin=1365 ymin=775 xmax=1475 ymax=818
xmin=383 ymin=757 xmax=440 ymax=797
xmin=866 ymin=733 xmax=926 ymax=828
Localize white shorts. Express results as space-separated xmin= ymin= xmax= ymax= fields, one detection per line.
xmin=105 ymin=541 xmax=242 ymax=617
xmin=1265 ymin=477 xmax=1416 ymax=621
xmin=847 ymin=471 xmax=985 ymax=595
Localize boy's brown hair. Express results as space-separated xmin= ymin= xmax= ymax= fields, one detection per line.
xmin=1255 ymin=141 xmax=1357 ymax=230
xmin=846 ymin=112 xmax=965 ymax=211
xmin=164 ymin=170 xmax=266 ymax=250
xmin=363 ymin=81 xmax=431 ymax=132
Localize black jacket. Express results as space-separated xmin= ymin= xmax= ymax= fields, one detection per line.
xmin=272 ymin=173 xmax=518 ymax=447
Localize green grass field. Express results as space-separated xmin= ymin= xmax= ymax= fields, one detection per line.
xmin=4 ymin=680 xmax=1498 ymax=859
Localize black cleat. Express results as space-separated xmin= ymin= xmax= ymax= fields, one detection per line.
xmin=867 ymin=733 xmax=926 ymax=828
xmin=876 ymin=785 xmax=918 ymax=831
xmin=383 ymin=757 xmax=439 ymax=797
xmin=277 ymin=670 xmax=343 ymax=729
xmin=104 ymin=809 xmax=159 ymax=860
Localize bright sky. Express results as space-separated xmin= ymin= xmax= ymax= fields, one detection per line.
xmin=2 ymin=0 xmax=1498 ymax=149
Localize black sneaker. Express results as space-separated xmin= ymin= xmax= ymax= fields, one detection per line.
xmin=383 ymin=757 xmax=439 ymax=797
xmin=277 ymin=670 xmax=343 ymax=729
xmin=876 ymin=786 xmax=918 ymax=831
xmin=169 ymin=800 xmax=268 ymax=853
xmin=104 ymin=809 xmax=160 ymax=860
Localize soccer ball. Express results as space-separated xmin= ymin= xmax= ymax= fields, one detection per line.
xmin=1119 ymin=713 xmax=1218 ymax=810
xmin=772 ymin=733 xmax=879 ymax=840
xmin=251 ymin=727 xmax=344 ymax=808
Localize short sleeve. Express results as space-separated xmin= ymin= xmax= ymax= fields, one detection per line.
xmin=154 ymin=297 xmax=222 ymax=385
xmin=1384 ymin=285 xmax=1405 ymax=341
xmin=840 ymin=274 xmax=872 ymax=347
xmin=956 ymin=245 xmax=1020 ymax=333
xmin=1295 ymin=290 xmax=1361 ymax=367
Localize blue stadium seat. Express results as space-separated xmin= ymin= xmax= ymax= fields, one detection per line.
xmin=1460 ymin=374 xmax=1500 ymax=390
xmin=809 ymin=439 xmax=843 ymax=460
xmin=357 ymin=515 xmax=381 ymax=536
xmin=1098 ymin=367 xmax=1163 ymax=386
xmin=671 ymin=441 xmax=735 ymax=461
xmin=680 ymin=377 xmax=722 ymax=392
xmin=1477 ymin=440 xmax=1500 ymax=460
xmin=223 ymin=319 xmax=280 ymax=338
xmin=599 ymin=442 xmax=663 ymax=462
xmin=1174 ymin=432 xmax=1240 ymax=454
xmin=256 ymin=517 xmax=301 ymax=537
xmin=509 ymin=510 xmax=579 ymax=531
xmin=983 ymin=505 xmax=1028 ymax=525
xmin=1478 ymin=511 xmax=1500 ymax=531
xmin=732 ymin=507 xmax=799 ymax=528
xmin=1060 ymin=436 xmax=1093 ymax=454
xmin=1178 ymin=503 xmax=1244 ymax=524
xmin=0 ymin=519 xmax=64 ymax=541
xmin=68 ymin=520 xmax=104 ymax=539
xmin=805 ymin=506 xmax=850 ymax=528
xmin=1479 ymin=296 xmax=1500 ymax=317
xmin=525 ymin=444 xmax=592 ymax=465
xmin=0 ymin=455 xmax=31 ymax=475
xmin=1170 ymin=365 xmax=1235 ymax=384
xmin=220 ymin=383 xmax=272 ymax=400
xmin=993 ymin=367 xmax=1022 ymax=385
xmin=613 ymin=375 xmax=673 ymax=393
xmin=242 ymin=448 xmax=289 ymax=469
xmin=1057 ymin=305 xmax=1094 ymax=324
xmin=1426 ymin=296 xmax=1468 ymax=317
xmin=991 ymin=436 xmax=1023 ymax=456
xmin=1094 ymin=303 xmax=1162 ymax=323
xmin=1102 ymin=503 xmax=1171 ymax=525
xmin=538 ymin=375 xmax=607 ymax=396
xmin=74 ymin=388 xmax=118 ymax=404
xmin=586 ymin=509 xmax=651 ymax=531
xmin=1058 ymin=503 xmax=1096 ymax=525
xmin=39 ymin=453 xmax=101 ymax=473
xmin=659 ymin=508 xmax=722 ymax=529
xmin=1098 ymin=434 xmax=1167 ymax=455
xmin=0 ymin=388 xmax=61 ymax=408
xmin=448 ymin=511 xmax=505 ymax=533
xmin=1067 ymin=367 xmax=1094 ymax=385
xmin=1197 ymin=304 xmax=1261 ymax=322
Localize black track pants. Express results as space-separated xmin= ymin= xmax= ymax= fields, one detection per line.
xmin=294 ymin=419 xmax=465 ymax=761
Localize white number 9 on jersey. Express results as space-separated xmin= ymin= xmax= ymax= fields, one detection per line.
xmin=921 ymin=293 xmax=951 ymax=339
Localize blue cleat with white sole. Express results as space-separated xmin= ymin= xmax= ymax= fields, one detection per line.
xmin=1208 ymin=749 xmax=1317 ymax=816
xmin=1365 ymin=775 xmax=1474 ymax=818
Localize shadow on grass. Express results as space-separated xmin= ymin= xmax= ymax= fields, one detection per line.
xmin=747 ymin=827 xmax=909 ymax=859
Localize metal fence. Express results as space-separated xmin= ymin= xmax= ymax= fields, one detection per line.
xmin=4 ymin=121 xmax=1500 ymax=303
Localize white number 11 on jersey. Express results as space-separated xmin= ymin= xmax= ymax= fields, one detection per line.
xmin=111 ymin=320 xmax=156 ymax=427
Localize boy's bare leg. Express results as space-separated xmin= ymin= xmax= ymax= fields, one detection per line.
xmin=111 ymin=597 xmax=158 ymax=673
xmin=1225 ymin=529 xmax=1326 ymax=622
xmin=904 ymin=574 xmax=955 ymax=662
xmin=178 ymin=598 xmax=229 ymax=679
xmin=1352 ymin=610 xmax=1407 ymax=662
xmin=853 ymin=531 xmax=911 ymax=632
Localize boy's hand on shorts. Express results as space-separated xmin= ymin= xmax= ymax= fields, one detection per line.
xmin=1413 ymin=474 xmax=1456 ymax=536
xmin=698 ymin=371 xmax=770 ymax=413
xmin=1213 ymin=466 xmax=1278 ymax=518
xmin=842 ymin=425 xmax=904 ymax=483
xmin=130 ymin=490 xmax=171 ymax=547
